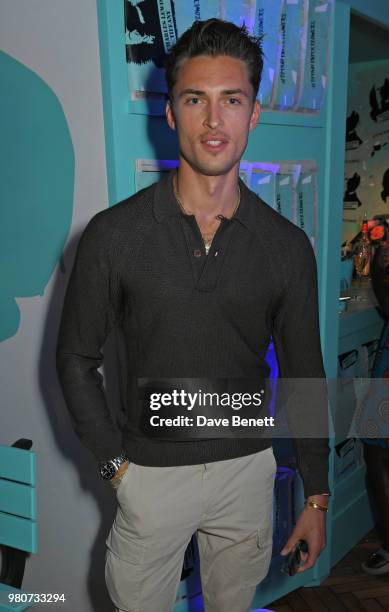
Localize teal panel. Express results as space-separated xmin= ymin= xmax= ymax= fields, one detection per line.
xmin=339 ymin=308 xmax=385 ymax=354
xmin=0 ymin=52 xmax=75 ymax=342
xmin=0 ymin=446 xmax=36 ymax=485
xmin=331 ymin=465 xmax=374 ymax=566
xmin=0 ymin=511 xmax=37 ymax=554
xmin=96 ymin=0 xmax=129 ymax=204
xmin=0 ymin=480 xmax=36 ymax=520
xmin=350 ymin=11 xmax=389 ymax=63
xmin=342 ymin=0 xmax=389 ymax=29
xmin=320 ymin=2 xmax=351 ymax=378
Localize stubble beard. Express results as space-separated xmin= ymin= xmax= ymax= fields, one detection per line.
xmin=179 ymin=144 xmax=244 ymax=178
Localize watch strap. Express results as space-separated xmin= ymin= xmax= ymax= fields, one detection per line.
xmin=100 ymin=452 xmax=129 ymax=479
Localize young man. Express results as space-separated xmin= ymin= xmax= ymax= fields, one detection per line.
xmin=56 ymin=19 xmax=330 ymax=612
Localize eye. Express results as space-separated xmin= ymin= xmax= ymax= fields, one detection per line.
xmin=186 ymin=97 xmax=201 ymax=105
xmin=227 ymin=97 xmax=241 ymax=105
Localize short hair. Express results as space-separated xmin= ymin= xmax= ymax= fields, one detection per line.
xmin=165 ymin=18 xmax=264 ymax=102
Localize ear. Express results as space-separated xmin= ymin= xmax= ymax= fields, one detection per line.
xmin=249 ymin=100 xmax=260 ymax=131
xmin=166 ymin=99 xmax=176 ymax=131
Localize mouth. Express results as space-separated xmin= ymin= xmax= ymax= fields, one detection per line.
xmin=200 ymin=137 xmax=229 ymax=153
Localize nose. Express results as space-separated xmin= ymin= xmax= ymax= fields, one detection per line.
xmin=203 ymin=100 xmax=223 ymax=129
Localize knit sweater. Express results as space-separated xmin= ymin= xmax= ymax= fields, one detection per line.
xmin=56 ymin=170 xmax=330 ymax=498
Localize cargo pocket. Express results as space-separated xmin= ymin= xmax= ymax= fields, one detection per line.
xmin=105 ymin=541 xmax=145 ymax=611
xmin=242 ymin=522 xmax=273 ymax=589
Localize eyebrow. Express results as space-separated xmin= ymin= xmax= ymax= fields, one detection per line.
xmin=178 ymin=88 xmax=249 ymax=98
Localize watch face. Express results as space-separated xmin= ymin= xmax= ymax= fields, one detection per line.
xmin=100 ymin=461 xmax=116 ymax=480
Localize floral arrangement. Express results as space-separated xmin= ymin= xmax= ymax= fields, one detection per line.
xmin=341 ymin=217 xmax=389 ymax=262
xmin=369 ymin=218 xmax=389 ymax=246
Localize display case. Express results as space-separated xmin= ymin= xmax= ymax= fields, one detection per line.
xmin=332 ymin=2 xmax=389 ymax=571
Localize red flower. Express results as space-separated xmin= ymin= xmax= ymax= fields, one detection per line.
xmin=370 ymin=225 xmax=386 ymax=241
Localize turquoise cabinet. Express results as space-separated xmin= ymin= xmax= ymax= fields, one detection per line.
xmin=333 ymin=286 xmax=385 ymax=567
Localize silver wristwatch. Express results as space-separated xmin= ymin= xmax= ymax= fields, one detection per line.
xmin=99 ymin=452 xmax=129 ymax=480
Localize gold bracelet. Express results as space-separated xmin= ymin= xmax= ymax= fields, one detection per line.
xmin=305 ymin=500 xmax=328 ymax=512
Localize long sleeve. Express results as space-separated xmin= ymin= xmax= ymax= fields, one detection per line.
xmin=272 ymin=229 xmax=331 ymax=498
xmin=56 ymin=213 xmax=124 ymax=462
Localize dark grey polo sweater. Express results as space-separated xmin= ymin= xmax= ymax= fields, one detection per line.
xmin=56 ymin=170 xmax=330 ymax=498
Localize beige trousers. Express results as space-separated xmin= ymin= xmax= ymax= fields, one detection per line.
xmin=106 ymin=447 xmax=276 ymax=612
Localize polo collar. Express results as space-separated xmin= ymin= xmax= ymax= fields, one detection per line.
xmin=152 ymin=168 xmax=257 ymax=230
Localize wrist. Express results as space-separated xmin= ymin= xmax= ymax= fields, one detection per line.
xmin=99 ymin=452 xmax=129 ymax=480
xmin=307 ymin=493 xmax=329 ymax=501
xmin=111 ymin=460 xmax=129 ymax=480
xmin=304 ymin=498 xmax=329 ymax=513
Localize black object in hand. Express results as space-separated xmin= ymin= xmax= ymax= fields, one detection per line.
xmin=281 ymin=539 xmax=309 ymax=576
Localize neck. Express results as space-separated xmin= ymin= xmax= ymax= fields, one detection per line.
xmin=174 ymin=161 xmax=240 ymax=220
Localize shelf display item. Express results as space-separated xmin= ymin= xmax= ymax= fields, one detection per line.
xmin=223 ymin=0 xmax=257 ymax=30
xmin=334 ymin=438 xmax=363 ymax=482
xmin=249 ymin=162 xmax=279 ymax=208
xmin=271 ymin=0 xmax=309 ymax=110
xmin=125 ymin=0 xmax=176 ymax=109
xmin=253 ymin=0 xmax=285 ymax=108
xmin=295 ymin=164 xmax=318 ymax=250
xmin=274 ymin=164 xmax=300 ymax=225
xmin=135 ymin=158 xmax=178 ymax=191
xmin=297 ymin=0 xmax=334 ymax=112
xmin=135 ymin=159 xmax=318 ymax=253
xmin=124 ymin=0 xmax=333 ymax=115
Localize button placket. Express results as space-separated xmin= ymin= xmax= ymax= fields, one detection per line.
xmin=179 ymin=214 xmax=238 ymax=292
xmin=179 ymin=215 xmax=206 ymax=285
xmin=196 ymin=220 xmax=236 ymax=292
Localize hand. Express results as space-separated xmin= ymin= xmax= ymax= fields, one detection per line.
xmin=110 ymin=460 xmax=130 ymax=490
xmin=280 ymin=499 xmax=327 ymax=573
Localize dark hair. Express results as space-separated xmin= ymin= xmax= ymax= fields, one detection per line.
xmin=165 ymin=19 xmax=264 ymax=102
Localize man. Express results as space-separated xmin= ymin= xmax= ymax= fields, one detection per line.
xmin=56 ymin=18 xmax=330 ymax=612
xmin=361 ymin=238 xmax=389 ymax=575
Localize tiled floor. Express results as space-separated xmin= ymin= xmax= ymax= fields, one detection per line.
xmin=269 ymin=529 xmax=389 ymax=611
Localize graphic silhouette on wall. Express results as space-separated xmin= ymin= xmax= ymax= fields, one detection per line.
xmin=343 ymin=172 xmax=363 ymax=211
xmin=346 ymin=110 xmax=363 ymax=148
xmin=370 ymin=78 xmax=389 ymax=122
xmin=0 ymin=52 xmax=75 ymax=342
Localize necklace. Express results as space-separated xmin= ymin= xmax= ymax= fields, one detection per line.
xmin=173 ymin=173 xmax=241 ymax=254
